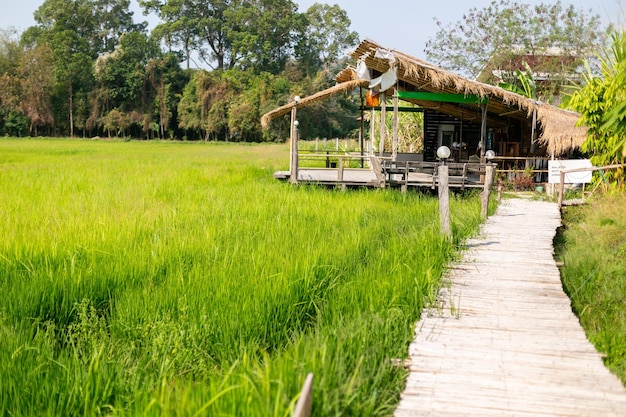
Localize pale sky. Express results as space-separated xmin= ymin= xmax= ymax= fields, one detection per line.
xmin=1 ymin=0 xmax=623 ymax=60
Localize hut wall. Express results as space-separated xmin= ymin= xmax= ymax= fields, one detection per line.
xmin=424 ymin=110 xmax=483 ymax=162
xmin=424 ymin=110 xmax=458 ymax=162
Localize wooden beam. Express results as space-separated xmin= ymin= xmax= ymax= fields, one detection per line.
xmin=398 ymin=91 xmax=489 ymax=104
xmin=360 ymin=106 xmax=424 ymax=113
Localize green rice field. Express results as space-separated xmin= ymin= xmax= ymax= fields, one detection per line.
xmin=0 ymin=138 xmax=487 ymax=416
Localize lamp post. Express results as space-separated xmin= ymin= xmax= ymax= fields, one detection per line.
xmin=289 ymin=96 xmax=300 ymax=183
xmin=436 ymin=145 xmax=451 ymax=163
xmin=437 ymin=146 xmax=451 ymax=237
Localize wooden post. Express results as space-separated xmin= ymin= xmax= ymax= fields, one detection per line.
xmin=337 ymin=156 xmax=344 ymax=182
xmin=530 ymin=108 xmax=537 ymax=152
xmin=369 ymin=107 xmax=375 ymax=156
xmin=558 ymin=170 xmax=565 ymax=208
xmin=479 ymin=104 xmax=487 ymax=163
xmin=481 ymin=164 xmax=495 ymax=218
xmin=438 ymin=164 xmax=451 ymax=237
xmin=289 ymin=104 xmax=298 ymax=184
xmin=360 ymin=87 xmax=365 ymax=168
xmin=293 ymin=373 xmax=314 ymax=417
xmin=379 ymin=92 xmax=386 ymax=157
xmin=392 ymin=89 xmax=399 ymax=161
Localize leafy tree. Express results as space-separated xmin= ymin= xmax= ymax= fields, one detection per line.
xmin=92 ymin=32 xmax=186 ymax=139
xmin=178 ymin=70 xmax=235 ymax=140
xmin=28 ymin=0 xmax=145 ymax=55
xmin=225 ymin=0 xmax=301 ymax=73
xmin=295 ymin=3 xmax=359 ymax=76
xmin=146 ymin=53 xmax=189 ymax=138
xmin=142 ymin=0 xmax=300 ymax=72
xmin=567 ymin=31 xmax=626 ymax=188
xmin=0 ymin=29 xmax=23 ymax=135
xmin=49 ymin=29 xmax=95 ymax=137
xmin=0 ymin=28 xmax=21 ymax=76
xmin=0 ymin=74 xmax=24 ymax=136
xmin=22 ymin=0 xmax=147 ymax=136
xmin=140 ymin=0 xmax=200 ymax=69
xmin=94 ymin=32 xmax=160 ymax=110
xmin=426 ymin=0 xmax=608 ymax=85
xmin=18 ymin=45 xmax=55 ymax=135
xmin=93 ymin=0 xmax=147 ymax=52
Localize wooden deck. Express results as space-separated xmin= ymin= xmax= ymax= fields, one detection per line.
xmin=273 ymin=160 xmax=487 ymax=189
xmin=395 ymin=198 xmax=626 ymax=416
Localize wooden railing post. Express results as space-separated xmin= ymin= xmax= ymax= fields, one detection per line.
xmin=293 ymin=373 xmax=314 ymax=417
xmin=289 ymin=104 xmax=298 ymax=184
xmin=558 ymin=170 xmax=565 ymax=209
xmin=438 ymin=164 xmax=451 ymax=237
xmin=337 ymin=156 xmax=344 ymax=182
xmin=481 ymin=164 xmax=495 ymax=218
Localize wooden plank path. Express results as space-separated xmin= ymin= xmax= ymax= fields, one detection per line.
xmin=395 ymin=198 xmax=626 ymax=416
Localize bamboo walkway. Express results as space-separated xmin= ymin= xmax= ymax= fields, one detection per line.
xmin=395 ymin=198 xmax=626 ymax=417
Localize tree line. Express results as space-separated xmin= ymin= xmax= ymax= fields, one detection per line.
xmin=0 ymin=0 xmax=360 ymax=141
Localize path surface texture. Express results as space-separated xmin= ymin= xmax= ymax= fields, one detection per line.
xmin=394 ymin=198 xmax=626 ymax=417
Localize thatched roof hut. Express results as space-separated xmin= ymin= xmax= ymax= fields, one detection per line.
xmin=347 ymin=39 xmax=586 ymax=156
xmin=261 ymin=38 xmax=587 ymax=157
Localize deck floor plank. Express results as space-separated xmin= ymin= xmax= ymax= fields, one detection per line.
xmin=394 ymin=198 xmax=626 ymax=416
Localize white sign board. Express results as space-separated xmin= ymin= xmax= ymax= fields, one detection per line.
xmin=548 ymin=159 xmax=593 ymax=184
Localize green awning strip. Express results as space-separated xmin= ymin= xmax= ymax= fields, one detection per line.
xmin=398 ymin=91 xmax=489 ymax=104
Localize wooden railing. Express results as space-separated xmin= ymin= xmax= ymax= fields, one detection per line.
xmin=297 ymin=152 xmax=371 ymax=182
xmin=557 ymin=164 xmax=626 ymax=208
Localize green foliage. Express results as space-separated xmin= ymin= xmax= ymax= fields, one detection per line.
xmin=567 ymin=31 xmax=626 ymax=188
xmin=498 ymin=61 xmax=537 ymax=99
xmin=18 ymin=45 xmax=55 ymax=134
xmin=0 ymin=28 xmax=21 ymax=75
xmin=555 ymin=195 xmax=626 ymax=384
xmin=373 ymin=104 xmax=424 ymax=153
xmin=2 ymin=0 xmax=359 ymax=140
xmin=0 ymin=139 xmax=485 ymax=416
xmin=426 ymin=0 xmax=608 ymax=82
xmin=295 ymin=3 xmax=359 ymax=76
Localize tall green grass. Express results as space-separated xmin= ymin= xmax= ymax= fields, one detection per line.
xmin=0 ymin=138 xmax=485 ymax=416
xmin=555 ymin=194 xmax=626 ymax=385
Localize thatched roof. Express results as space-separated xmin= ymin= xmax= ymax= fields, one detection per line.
xmin=261 ymin=38 xmax=587 ymax=155
xmin=260 ymin=79 xmax=368 ymax=128
xmin=348 ymin=39 xmax=586 ymax=156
